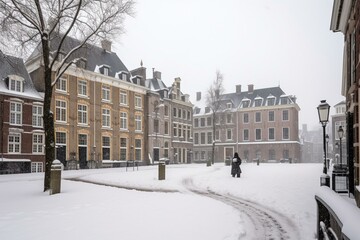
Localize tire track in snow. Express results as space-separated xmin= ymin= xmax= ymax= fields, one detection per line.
xmin=182 ymin=177 xmax=300 ymax=240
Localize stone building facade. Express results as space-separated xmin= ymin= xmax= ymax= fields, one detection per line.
xmin=193 ymin=84 xmax=301 ymax=163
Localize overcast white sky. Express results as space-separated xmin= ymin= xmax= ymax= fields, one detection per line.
xmin=114 ymin=0 xmax=345 ymax=130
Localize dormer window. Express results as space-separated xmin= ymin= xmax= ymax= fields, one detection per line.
xmin=254 ymin=98 xmax=262 ymax=107
xmin=280 ymin=97 xmax=288 ymax=105
xmin=241 ymin=99 xmax=250 ymax=108
xmin=56 ymin=76 xmax=67 ymax=92
xmin=227 ymin=103 xmax=232 ymax=109
xmin=267 ymin=97 xmax=275 ymax=106
xmin=77 ymin=58 xmax=87 ymax=69
xmin=121 ymin=73 xmax=127 ymax=81
xmin=205 ymin=107 xmax=210 ymax=113
xmin=100 ymin=66 xmax=110 ymax=76
xmin=58 ymin=52 xmax=65 ymax=62
xmin=9 ymin=76 xmax=24 ymax=92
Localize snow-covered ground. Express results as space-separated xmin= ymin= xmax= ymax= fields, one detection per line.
xmin=0 ymin=163 xmax=324 ymax=239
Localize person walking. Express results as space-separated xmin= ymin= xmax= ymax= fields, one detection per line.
xmin=231 ymin=152 xmax=242 ymax=178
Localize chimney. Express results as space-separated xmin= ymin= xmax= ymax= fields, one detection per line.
xmin=196 ymin=92 xmax=201 ymax=101
xmin=101 ymin=39 xmax=112 ymax=52
xmin=248 ymin=84 xmax=254 ymax=93
xmin=154 ymin=71 xmax=161 ymax=79
xmin=236 ymin=85 xmax=242 ymax=93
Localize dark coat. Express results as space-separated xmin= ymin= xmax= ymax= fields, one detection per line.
xmin=231 ymin=156 xmax=242 ymax=175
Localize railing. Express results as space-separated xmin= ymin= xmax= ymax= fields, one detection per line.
xmin=315 ymin=187 xmax=360 ymax=240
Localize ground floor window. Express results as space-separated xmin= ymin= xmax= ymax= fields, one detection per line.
xmin=8 ymin=133 xmax=21 ymax=153
xmin=120 ymin=138 xmax=127 ymax=160
xmin=31 ymin=162 xmax=43 ymax=173
xmin=135 ymin=139 xmax=141 ymax=160
xmin=102 ymin=136 xmax=110 ymax=160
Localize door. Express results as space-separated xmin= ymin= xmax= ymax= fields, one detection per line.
xmin=153 ymin=148 xmax=159 ymax=162
xmin=79 ymin=147 xmax=87 ymax=169
xmin=56 ymin=146 xmax=66 ymax=167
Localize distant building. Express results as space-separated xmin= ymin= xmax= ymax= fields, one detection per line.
xmin=331 ymin=101 xmax=347 ymax=165
xmin=193 ymin=84 xmax=301 ymax=163
xmin=0 ymin=51 xmax=44 ymax=174
xmin=144 ymin=70 xmax=193 ymax=164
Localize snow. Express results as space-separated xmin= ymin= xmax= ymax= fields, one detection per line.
xmin=0 ymin=163 xmax=343 ymax=240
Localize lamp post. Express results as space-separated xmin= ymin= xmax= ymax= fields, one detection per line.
xmin=325 ymin=134 xmax=329 ymax=169
xmin=338 ymin=125 xmax=344 ymax=168
xmin=317 ymin=100 xmax=330 ymax=187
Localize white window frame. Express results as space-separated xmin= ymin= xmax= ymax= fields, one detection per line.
xmin=135 ymin=95 xmax=142 ymax=108
xmin=227 ymin=129 xmax=232 ymax=140
xmin=282 ymin=127 xmax=290 ymax=140
xmin=243 ymin=129 xmax=249 ymax=141
xmin=31 ymin=162 xmax=43 ymax=173
xmin=120 ymin=112 xmax=128 ymax=130
xmin=78 ymin=104 xmax=88 ymax=125
xmin=120 ymin=91 xmax=128 ymax=105
xmin=269 ymin=128 xmax=275 ymax=140
xmin=8 ymin=133 xmax=21 ymax=153
xmin=78 ymin=80 xmax=87 ymax=96
xmin=282 ymin=110 xmax=289 ymax=121
xmin=102 ymin=108 xmax=111 ymax=128
xmin=33 ymin=133 xmax=44 ymax=154
xmin=55 ymin=100 xmax=67 ymax=123
xmin=10 ymin=102 xmax=22 ymax=125
xmin=32 ymin=105 xmax=43 ymax=127
xmin=255 ymin=129 xmax=262 ymax=141
xmin=9 ymin=78 xmax=24 ymax=92
xmin=102 ymin=85 xmax=111 ymax=101
xmin=135 ymin=115 xmax=142 ymax=131
xmin=56 ymin=77 xmax=67 ymax=92
xmin=135 ymin=139 xmax=142 ymax=160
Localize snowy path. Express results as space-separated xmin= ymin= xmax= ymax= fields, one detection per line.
xmin=182 ymin=177 xmax=301 ymax=240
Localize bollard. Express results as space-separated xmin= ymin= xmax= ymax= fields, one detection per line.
xmin=158 ymin=162 xmax=165 ymax=180
xmin=50 ymin=160 xmax=62 ymax=195
xmin=257 ymin=158 xmax=259 ymax=166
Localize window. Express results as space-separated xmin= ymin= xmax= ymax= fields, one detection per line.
xmin=242 ymin=100 xmax=250 ymax=108
xmin=282 ymin=110 xmax=289 ymax=121
xmin=120 ymin=138 xmax=127 ymax=160
xmin=207 ymin=117 xmax=212 ymax=126
xmin=78 ymin=104 xmax=88 ymax=125
xmin=120 ymin=112 xmax=127 ymax=129
xmin=31 ymin=162 xmax=43 ymax=173
xmin=154 ymin=119 xmax=159 ymax=133
xmin=10 ymin=102 xmax=22 ymax=125
xmin=254 ymin=99 xmax=262 ymax=107
xmin=268 ymin=111 xmax=275 ymax=122
xmin=194 ymin=118 xmax=199 ymax=128
xmin=173 ymin=123 xmax=177 ymax=136
xmin=243 ymin=113 xmax=249 ymax=123
xmin=56 ymin=77 xmax=67 ymax=92
xmin=77 ymin=80 xmax=87 ymax=96
xmin=173 ymin=108 xmax=177 ymax=117
xmin=78 ymin=59 xmax=86 ymax=69
xmin=102 ymin=85 xmax=111 ymax=101
xmin=56 ymin=132 xmax=66 ymax=144
xmin=135 ymin=115 xmax=142 ymax=131
xmin=227 ymin=114 xmax=232 ymax=124
xmin=102 ymin=108 xmax=111 ymax=127
xmin=102 ymin=136 xmax=110 ymax=160
xmin=280 ymin=97 xmax=288 ymax=105
xmin=215 ymin=130 xmax=220 ymax=140
xmin=267 ymin=97 xmax=275 ymax=106
xmin=178 ymin=109 xmax=182 ymax=118
xmin=135 ymin=139 xmax=142 ymax=160
xmin=207 ymin=132 xmax=213 ymax=144
xmin=32 ymin=105 xmax=43 ymax=127
xmin=121 ymin=73 xmax=127 ymax=81
xmin=164 ymin=142 xmax=169 ymax=158
xmin=8 ymin=133 xmax=21 ymax=153
xmin=200 ymin=118 xmax=205 ymax=127
xmin=78 ymin=134 xmax=87 ymax=146
xmin=227 ymin=129 xmax=232 ymax=140
xmin=227 ymin=103 xmax=232 ymax=109
xmin=255 ymin=129 xmax=261 ymax=141
xmin=120 ymin=91 xmax=128 ymax=105
xmin=165 ymin=105 xmax=169 ymax=116
xmin=178 ymin=124 xmax=182 ymax=137
xmin=269 ymin=128 xmax=275 ymax=140
xmin=255 ymin=112 xmax=261 ymax=123
xmin=55 ymin=100 xmax=67 ymax=122
xmin=201 ymin=133 xmax=206 ymax=144
xmin=194 ymin=133 xmax=199 ymax=144
xmin=9 ymin=78 xmax=23 ymax=92
xmin=187 ymin=111 xmax=191 ymax=120
xmin=283 ymin=128 xmax=290 ymax=140
xmin=102 ymin=66 xmax=109 ymax=76
xmin=135 ymin=96 xmax=142 ymax=108
xmin=165 ymin=121 xmax=169 ymax=135
xmin=32 ymin=133 xmax=44 ymax=154
xmin=243 ymin=129 xmax=249 ymax=141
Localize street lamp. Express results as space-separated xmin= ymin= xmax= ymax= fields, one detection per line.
xmin=338 ymin=125 xmax=344 ymax=168
xmin=317 ymin=100 xmax=330 ymax=187
xmin=325 ymin=134 xmax=329 ymax=169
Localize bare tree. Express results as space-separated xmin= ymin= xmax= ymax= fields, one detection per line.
xmin=0 ymin=0 xmax=135 ymax=191
xmin=206 ymin=70 xmax=225 ymax=165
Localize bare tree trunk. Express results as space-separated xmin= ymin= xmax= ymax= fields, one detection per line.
xmin=42 ymin=34 xmax=55 ymax=192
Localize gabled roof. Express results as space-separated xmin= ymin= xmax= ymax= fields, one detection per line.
xmin=27 ymin=34 xmax=129 ymax=80
xmin=145 ymin=77 xmax=168 ymax=91
xmin=0 ymin=51 xmax=42 ymax=100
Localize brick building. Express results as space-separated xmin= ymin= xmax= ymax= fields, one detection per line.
xmin=193 ymin=84 xmax=301 ymax=163
xmin=26 ymin=36 xmax=148 ymax=168
xmin=0 ymin=51 xmax=44 ymax=174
